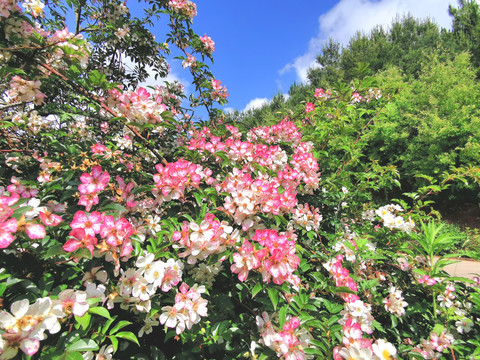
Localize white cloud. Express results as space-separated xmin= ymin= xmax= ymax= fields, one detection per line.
xmin=243 ymin=97 xmax=269 ymax=112
xmin=242 ymin=93 xmax=290 ymax=112
xmin=282 ymin=0 xmax=455 ymax=82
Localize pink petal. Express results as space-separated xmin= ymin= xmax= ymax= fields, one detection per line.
xmin=0 ymin=231 xmax=15 ymax=248
xmin=1 ymin=218 xmax=17 ymax=233
xmin=25 ymin=223 xmax=46 ymax=240
xmin=63 ymin=239 xmax=81 ymax=252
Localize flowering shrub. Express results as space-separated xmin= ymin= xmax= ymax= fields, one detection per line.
xmin=1 ymin=1 xmax=480 ymax=359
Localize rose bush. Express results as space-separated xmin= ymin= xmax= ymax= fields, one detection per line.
xmin=1 ymin=1 xmax=480 ymax=359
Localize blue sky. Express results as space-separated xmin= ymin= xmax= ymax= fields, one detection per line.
xmin=140 ymin=0 xmax=456 ymax=116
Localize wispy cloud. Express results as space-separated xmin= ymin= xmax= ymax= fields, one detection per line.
xmin=281 ymin=0 xmax=454 ymax=82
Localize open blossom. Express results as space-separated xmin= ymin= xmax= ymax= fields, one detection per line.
xmin=22 ymin=0 xmax=44 ymax=17
xmin=63 ymin=228 xmax=98 ymax=256
xmin=305 ymin=102 xmax=315 ymax=113
xmin=383 ymin=287 xmax=408 ymax=316
xmin=54 ymin=289 xmax=89 ymax=317
xmin=78 ymin=166 xmax=110 ymax=195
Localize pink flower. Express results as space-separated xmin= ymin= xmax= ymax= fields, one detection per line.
xmin=70 ymin=210 xmax=103 ymax=236
xmin=305 ymin=102 xmax=315 ymax=113
xmin=39 ymin=210 xmax=62 ymax=227
xmin=0 ymin=206 xmax=17 ymax=248
xmin=63 ymin=228 xmax=98 ymax=257
xmin=55 ymin=289 xmax=89 ymax=317
xmin=78 ymin=166 xmax=110 ymax=194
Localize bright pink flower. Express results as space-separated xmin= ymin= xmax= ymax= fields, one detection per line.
xmin=305 ymin=102 xmax=315 ymax=113
xmin=63 ymin=228 xmax=98 ymax=256
xmin=78 ymin=166 xmax=110 ymax=194
xmin=70 ymin=210 xmax=103 ymax=236
xmin=100 ymin=215 xmax=133 ymax=247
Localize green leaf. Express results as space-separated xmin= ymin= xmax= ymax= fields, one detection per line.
xmin=64 ymin=352 xmax=84 ymax=360
xmin=89 ymin=307 xmax=111 ymax=319
xmin=74 ymin=313 xmax=91 ymax=331
xmin=67 ymin=338 xmax=99 ymax=352
xmin=109 ymin=320 xmax=132 ymax=335
xmin=110 ymin=336 xmax=118 ymax=352
xmin=100 ymin=203 xmax=128 ymax=214
xmin=0 ymin=283 xmax=6 ymax=297
xmin=267 ymin=288 xmax=279 ymax=310
xmin=251 ymin=283 xmax=263 ymax=298
xmin=115 ymin=331 xmax=140 ymax=346
xmin=278 ymin=306 xmax=288 ymax=329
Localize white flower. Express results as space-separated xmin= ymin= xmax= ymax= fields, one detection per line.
xmin=372 ymin=339 xmax=397 ymax=359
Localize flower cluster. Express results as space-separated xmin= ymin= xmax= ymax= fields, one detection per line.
xmin=314 ymin=88 xmax=331 ymax=100
xmin=375 ymin=204 xmax=415 ymax=232
xmin=199 ymin=34 xmax=215 ymax=53
xmin=182 ymin=54 xmax=196 ymax=68
xmin=256 ymin=312 xmax=313 ymax=360
xmin=231 ymin=229 xmax=300 ymax=285
xmin=210 ymin=79 xmax=228 ymax=101
xmin=152 ymin=159 xmax=213 ymax=204
xmin=107 ymin=87 xmax=168 ymax=126
xmin=247 ymin=118 xmax=302 ymax=145
xmin=413 ymin=330 xmax=454 ymax=359
xmin=159 ymin=282 xmax=208 ymax=334
xmin=9 ymin=76 xmax=46 ymax=105
xmin=168 ymin=0 xmax=197 ymax=19
xmin=108 ymin=253 xmax=184 ymax=315
xmin=290 ymin=203 xmax=322 ymax=231
xmin=172 ymin=213 xmax=236 ymax=264
xmin=66 ymin=210 xmax=134 ymax=272
xmin=383 ymin=286 xmax=408 ymax=316
xmin=305 ymin=102 xmax=315 ymax=113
